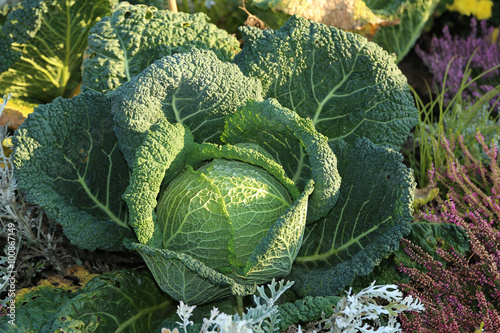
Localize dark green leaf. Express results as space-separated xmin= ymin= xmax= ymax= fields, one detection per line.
xmin=111 ymin=48 xmax=263 ymax=168
xmin=83 ymin=2 xmax=240 ymax=93
xmin=12 ymin=92 xmax=133 ymax=250
xmin=234 ymin=16 xmax=418 ymax=150
xmin=50 ymin=270 xmax=173 ymax=332
xmin=291 ymin=138 xmax=415 ymax=297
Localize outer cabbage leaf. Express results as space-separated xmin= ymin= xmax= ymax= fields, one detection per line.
xmin=0 ymin=0 xmax=116 ymax=104
xmin=110 ymin=48 xmax=262 ymax=168
xmin=349 ymin=220 xmax=470 ymax=290
xmin=2 ymin=269 xmax=172 ymax=332
xmin=0 ymin=284 xmax=77 ymax=332
xmin=277 ymin=295 xmax=341 ymax=332
xmin=49 ymin=270 xmax=172 ymax=332
xmin=124 ymin=118 xmax=315 ymax=304
xmin=82 ymin=2 xmax=240 ymax=93
xmin=290 ymin=138 xmax=415 ymax=297
xmin=126 ymin=241 xmax=257 ymax=305
xmin=12 ymin=92 xmax=133 ymax=251
xmin=370 ymin=0 xmax=440 ymax=62
xmin=1 ymin=266 xmax=94 ymax=332
xmin=234 ymin=16 xmax=418 ymax=150
xmin=221 ymin=98 xmax=341 ymax=223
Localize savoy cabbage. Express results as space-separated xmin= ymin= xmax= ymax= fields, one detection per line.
xmin=12 ymin=4 xmax=418 ymax=306
xmin=123 ymin=103 xmax=339 ymax=304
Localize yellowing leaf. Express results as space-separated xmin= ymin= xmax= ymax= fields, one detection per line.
xmin=64 ymin=265 xmax=98 ymax=287
xmin=413 ymin=186 xmax=439 ymax=209
xmin=254 ymin=0 xmax=398 ymax=35
xmin=69 ymin=82 xmax=82 ymax=97
xmin=15 ymin=265 xmax=98 ymax=301
xmin=0 ymin=96 xmax=35 ymax=131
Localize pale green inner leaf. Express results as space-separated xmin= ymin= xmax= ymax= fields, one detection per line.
xmin=157 ymin=159 xmax=291 ymax=271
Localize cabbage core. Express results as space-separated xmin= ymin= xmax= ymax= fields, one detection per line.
xmin=156 ymin=159 xmax=292 ymax=271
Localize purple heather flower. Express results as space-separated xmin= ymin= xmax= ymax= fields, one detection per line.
xmin=416 ymin=18 xmax=500 ymax=107
xmin=399 ymin=131 xmax=500 ymax=332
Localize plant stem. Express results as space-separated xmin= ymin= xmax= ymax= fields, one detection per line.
xmin=236 ymin=295 xmax=244 ymax=316
xmin=167 ymin=0 xmax=178 ymax=12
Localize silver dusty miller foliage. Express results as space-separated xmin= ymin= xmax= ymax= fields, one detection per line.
xmin=163 ymin=280 xmax=424 ymax=333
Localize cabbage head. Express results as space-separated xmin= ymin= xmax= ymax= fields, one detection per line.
xmin=124 ymin=100 xmax=340 ymax=304
xmin=157 ymin=159 xmax=293 ymax=272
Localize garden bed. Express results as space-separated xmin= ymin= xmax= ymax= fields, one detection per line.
xmin=0 ymin=1 xmax=499 ymax=332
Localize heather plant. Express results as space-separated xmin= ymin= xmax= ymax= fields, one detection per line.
xmin=406 ymin=26 xmax=500 ymax=188
xmin=437 ymin=105 xmax=500 ymax=162
xmin=398 ymin=132 xmax=500 ymax=332
xmin=428 ymin=132 xmax=500 ymax=217
xmin=416 ymin=18 xmax=500 ymax=107
xmin=398 ymin=217 xmax=500 ymax=332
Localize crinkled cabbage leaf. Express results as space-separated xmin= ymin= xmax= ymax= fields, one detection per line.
xmin=110 ymin=48 xmax=262 ymax=167
xmin=234 ymin=15 xmax=418 ymax=150
xmin=82 ymin=2 xmax=240 ymax=93
xmin=290 ymin=138 xmax=415 ymax=296
xmin=1 ymin=270 xmax=172 ymax=332
xmin=12 ymin=92 xmax=133 ymax=251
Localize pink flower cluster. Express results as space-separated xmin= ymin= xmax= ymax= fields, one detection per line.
xmin=431 ymin=132 xmax=500 ymax=221
xmin=416 ymin=19 xmax=500 ymax=106
xmin=398 ymin=132 xmax=500 ymax=332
